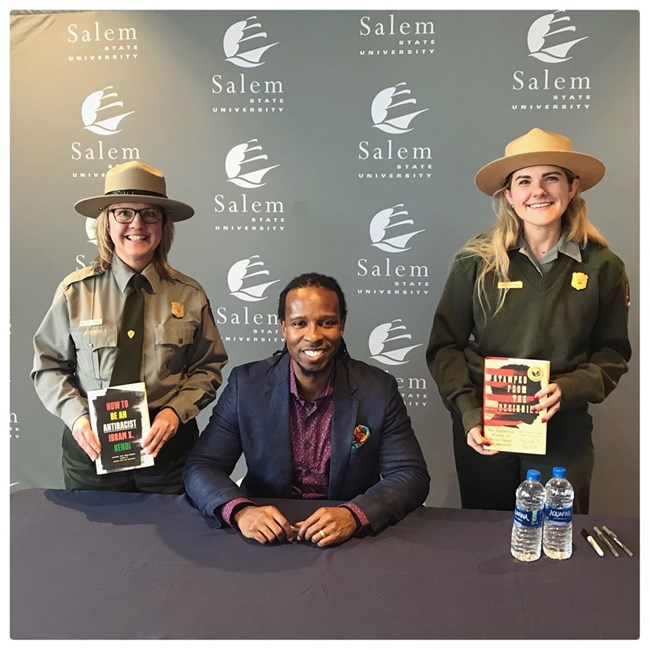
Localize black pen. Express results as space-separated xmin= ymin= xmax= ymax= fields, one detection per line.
xmin=581 ymin=528 xmax=604 ymax=556
xmin=602 ymin=525 xmax=634 ymax=557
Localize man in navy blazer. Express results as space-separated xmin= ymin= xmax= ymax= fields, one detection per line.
xmin=184 ymin=273 xmax=430 ymax=547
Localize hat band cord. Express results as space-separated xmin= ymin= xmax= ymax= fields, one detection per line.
xmin=106 ymin=189 xmax=168 ymax=198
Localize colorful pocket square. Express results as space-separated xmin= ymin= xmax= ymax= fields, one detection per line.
xmin=352 ymin=424 xmax=370 ymax=448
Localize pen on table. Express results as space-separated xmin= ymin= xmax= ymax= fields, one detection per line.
xmin=581 ymin=528 xmax=604 ymax=557
xmin=593 ymin=526 xmax=619 ymax=557
xmin=602 ymin=525 xmax=634 ymax=557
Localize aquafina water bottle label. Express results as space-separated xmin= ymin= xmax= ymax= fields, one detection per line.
xmin=514 ymin=505 xmax=543 ymax=527
xmin=544 ymin=505 xmax=573 ymax=523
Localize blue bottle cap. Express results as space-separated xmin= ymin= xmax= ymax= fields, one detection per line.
xmin=552 ymin=467 xmax=567 ymax=478
xmin=526 ymin=469 xmax=541 ymax=482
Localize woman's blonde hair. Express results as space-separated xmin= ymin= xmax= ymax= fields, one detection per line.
xmin=92 ymin=208 xmax=177 ymax=280
xmin=460 ymin=168 xmax=608 ymax=315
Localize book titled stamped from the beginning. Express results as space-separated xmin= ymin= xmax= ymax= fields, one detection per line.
xmin=88 ymin=381 xmax=154 ymax=475
xmin=483 ymin=357 xmax=550 ymax=455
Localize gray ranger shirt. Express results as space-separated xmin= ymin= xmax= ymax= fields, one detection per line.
xmin=32 ymin=254 xmax=228 ymax=430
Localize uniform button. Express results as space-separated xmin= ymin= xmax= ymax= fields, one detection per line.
xmin=178 ymin=338 xmax=183 ymax=344
xmin=305 ymin=442 xmax=312 ymax=449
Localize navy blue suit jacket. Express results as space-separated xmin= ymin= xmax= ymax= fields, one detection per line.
xmin=184 ymin=353 xmax=430 ymax=532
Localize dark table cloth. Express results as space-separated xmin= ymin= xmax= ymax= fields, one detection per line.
xmin=10 ymin=488 xmax=639 ymax=639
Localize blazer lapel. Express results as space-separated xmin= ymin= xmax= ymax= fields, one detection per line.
xmin=328 ymin=359 xmax=359 ymax=498
xmin=264 ymin=354 xmax=293 ymax=495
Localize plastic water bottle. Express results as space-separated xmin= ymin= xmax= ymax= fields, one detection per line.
xmin=543 ymin=466 xmax=574 ymax=560
xmin=510 ymin=469 xmax=545 ymax=561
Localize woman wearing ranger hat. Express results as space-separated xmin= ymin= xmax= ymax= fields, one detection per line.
xmin=32 ymin=161 xmax=228 ymax=493
xmin=426 ymin=128 xmax=631 ymax=513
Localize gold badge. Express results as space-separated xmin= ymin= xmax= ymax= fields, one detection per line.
xmin=171 ymin=301 xmax=185 ymax=318
xmin=527 ymin=366 xmax=543 ymax=382
xmin=127 ymin=330 xmax=136 ymax=339
xmin=497 ymin=281 xmax=523 ymax=289
xmin=571 ymin=272 xmax=588 ymax=290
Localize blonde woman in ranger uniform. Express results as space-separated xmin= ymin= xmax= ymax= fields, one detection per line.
xmin=32 ymin=161 xmax=228 ymax=493
xmin=426 ymin=128 xmax=631 ymax=514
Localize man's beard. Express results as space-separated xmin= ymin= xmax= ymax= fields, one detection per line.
xmin=294 ymin=358 xmax=332 ymax=378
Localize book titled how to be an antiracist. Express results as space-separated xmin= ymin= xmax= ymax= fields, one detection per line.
xmin=483 ymin=357 xmax=550 ymax=455
xmin=88 ymin=382 xmax=154 ymax=475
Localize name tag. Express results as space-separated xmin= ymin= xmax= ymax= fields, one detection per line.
xmin=80 ymin=319 xmax=103 ymax=327
xmin=497 ymin=281 xmax=523 ymax=289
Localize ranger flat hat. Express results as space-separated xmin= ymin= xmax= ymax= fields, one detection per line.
xmin=474 ymin=128 xmax=605 ymax=196
xmin=74 ymin=161 xmax=194 ymax=221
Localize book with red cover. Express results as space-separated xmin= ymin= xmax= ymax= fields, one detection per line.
xmin=483 ymin=357 xmax=550 ymax=454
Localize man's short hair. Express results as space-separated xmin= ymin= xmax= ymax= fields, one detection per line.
xmin=277 ymin=272 xmax=348 ymax=322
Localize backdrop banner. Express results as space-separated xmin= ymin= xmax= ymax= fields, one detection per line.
xmin=10 ymin=9 xmax=639 ymax=514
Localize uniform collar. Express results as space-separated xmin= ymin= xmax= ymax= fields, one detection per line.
xmin=111 ymin=254 xmax=160 ymax=293
xmin=511 ymin=228 xmax=582 ymax=263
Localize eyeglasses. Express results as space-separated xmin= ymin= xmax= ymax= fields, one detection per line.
xmin=108 ymin=207 xmax=164 ymax=224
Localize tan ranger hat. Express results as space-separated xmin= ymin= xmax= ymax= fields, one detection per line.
xmin=74 ymin=161 xmax=194 ymax=222
xmin=474 ymin=128 xmax=605 ymax=196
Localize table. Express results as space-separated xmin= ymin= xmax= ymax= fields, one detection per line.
xmin=10 ymin=488 xmax=639 ymax=639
